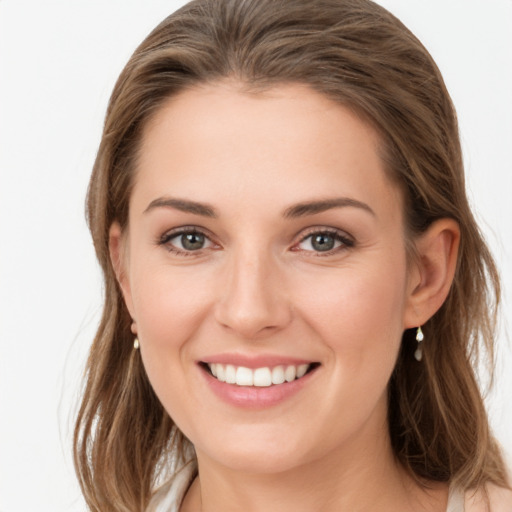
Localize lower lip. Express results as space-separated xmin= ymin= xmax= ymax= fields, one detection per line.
xmin=200 ymin=366 xmax=318 ymax=409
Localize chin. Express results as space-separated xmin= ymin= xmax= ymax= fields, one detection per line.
xmin=209 ymin=447 xmax=309 ymax=474
xmin=192 ymin=425 xmax=325 ymax=475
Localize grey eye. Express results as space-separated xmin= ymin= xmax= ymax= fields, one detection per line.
xmin=296 ymin=230 xmax=353 ymax=254
xmin=299 ymin=233 xmax=340 ymax=252
xmin=163 ymin=230 xmax=214 ymax=252
xmin=310 ymin=233 xmax=336 ymax=251
xmin=179 ymin=232 xmax=206 ymax=251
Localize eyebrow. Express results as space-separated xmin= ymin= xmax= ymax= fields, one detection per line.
xmin=283 ymin=197 xmax=375 ymax=218
xmin=143 ymin=195 xmax=375 ymax=219
xmin=144 ymin=197 xmax=217 ymax=217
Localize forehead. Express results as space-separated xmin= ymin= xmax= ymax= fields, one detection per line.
xmin=133 ymin=82 xmax=402 ymax=223
xmin=141 ymin=81 xmax=382 ymax=155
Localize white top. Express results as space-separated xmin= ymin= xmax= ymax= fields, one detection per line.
xmin=447 ymin=487 xmax=466 ymax=512
xmin=147 ymin=463 xmax=196 ymax=512
xmin=147 ymin=463 xmax=467 ymax=512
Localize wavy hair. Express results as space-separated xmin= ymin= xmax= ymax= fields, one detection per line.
xmin=74 ymin=0 xmax=509 ymax=510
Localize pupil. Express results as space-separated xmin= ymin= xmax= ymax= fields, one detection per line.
xmin=182 ymin=233 xmax=205 ymax=250
xmin=312 ymin=234 xmax=334 ymax=251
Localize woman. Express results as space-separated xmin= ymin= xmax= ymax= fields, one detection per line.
xmin=74 ymin=0 xmax=511 ymax=510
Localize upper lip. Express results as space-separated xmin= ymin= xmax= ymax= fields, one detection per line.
xmin=199 ymin=353 xmax=317 ymax=369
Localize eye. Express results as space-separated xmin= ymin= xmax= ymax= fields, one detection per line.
xmin=159 ymin=228 xmax=216 ymax=255
xmin=175 ymin=232 xmax=208 ymax=251
xmin=295 ymin=229 xmax=353 ymax=254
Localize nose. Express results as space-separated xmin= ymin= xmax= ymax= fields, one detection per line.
xmin=214 ymin=249 xmax=292 ymax=339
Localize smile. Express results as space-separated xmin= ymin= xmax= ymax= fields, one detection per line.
xmin=202 ymin=361 xmax=321 ymax=388
xmin=206 ymin=363 xmax=315 ymax=387
xmin=199 ymin=359 xmax=321 ymax=407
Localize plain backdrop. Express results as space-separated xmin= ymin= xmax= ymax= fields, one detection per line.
xmin=0 ymin=1 xmax=511 ymax=510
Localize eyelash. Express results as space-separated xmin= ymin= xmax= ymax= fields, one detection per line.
xmin=157 ymin=226 xmax=354 ymax=257
xmin=293 ymin=228 xmax=354 ymax=256
xmin=157 ymin=227 xmax=216 ymax=257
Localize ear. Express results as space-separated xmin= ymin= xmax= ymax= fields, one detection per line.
xmin=403 ymin=218 xmax=460 ymax=328
xmin=109 ymin=221 xmax=135 ymax=318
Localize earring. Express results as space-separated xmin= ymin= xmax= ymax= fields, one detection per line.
xmin=131 ymin=320 xmax=139 ymax=350
xmin=414 ymin=327 xmax=424 ymax=361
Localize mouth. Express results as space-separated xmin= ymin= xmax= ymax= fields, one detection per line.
xmin=200 ymin=362 xmax=321 ymax=387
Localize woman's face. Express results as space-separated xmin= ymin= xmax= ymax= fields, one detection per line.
xmin=115 ymin=83 xmax=419 ymax=474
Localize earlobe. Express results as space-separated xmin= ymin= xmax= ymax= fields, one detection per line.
xmin=109 ymin=222 xmax=135 ymax=317
xmin=404 ymin=218 xmax=460 ymax=328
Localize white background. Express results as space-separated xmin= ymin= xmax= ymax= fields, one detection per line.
xmin=0 ymin=1 xmax=511 ymax=510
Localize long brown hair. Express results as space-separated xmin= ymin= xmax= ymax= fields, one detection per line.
xmin=74 ymin=0 xmax=509 ymax=509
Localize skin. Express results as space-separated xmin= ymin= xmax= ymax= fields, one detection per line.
xmin=110 ymin=82 xmax=460 ymax=511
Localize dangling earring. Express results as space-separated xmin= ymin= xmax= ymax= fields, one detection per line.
xmin=414 ymin=326 xmax=424 ymax=361
xmin=131 ymin=321 xmax=139 ymax=350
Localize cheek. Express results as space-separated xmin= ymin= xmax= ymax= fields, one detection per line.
xmin=303 ymin=258 xmax=406 ymax=332
xmin=131 ymin=261 xmax=213 ymax=338
xmin=129 ymin=263 xmax=214 ymax=395
xmin=297 ymin=255 xmax=408 ymax=386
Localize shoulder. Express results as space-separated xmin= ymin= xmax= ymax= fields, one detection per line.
xmin=465 ymin=484 xmax=512 ymax=512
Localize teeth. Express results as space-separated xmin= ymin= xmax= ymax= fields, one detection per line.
xmin=284 ymin=365 xmax=296 ymax=382
xmin=297 ymin=364 xmax=309 ymax=378
xmin=225 ymin=364 xmax=236 ymax=384
xmin=253 ymin=367 xmax=272 ymax=387
xmin=271 ymin=365 xmax=285 ymax=385
xmin=236 ymin=366 xmax=253 ymax=386
xmin=216 ymin=364 xmax=226 ymax=382
xmin=207 ymin=363 xmax=312 ymax=387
